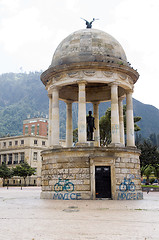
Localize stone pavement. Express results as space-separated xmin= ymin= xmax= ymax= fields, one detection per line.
xmin=0 ymin=187 xmax=159 ymax=240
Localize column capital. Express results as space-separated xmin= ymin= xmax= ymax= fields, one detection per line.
xmin=65 ymin=100 xmax=73 ymax=104
xmin=48 ymin=93 xmax=52 ymax=98
xmin=50 ymin=85 xmax=60 ymax=93
xmin=92 ymin=101 xmax=100 ymax=105
xmin=126 ymin=89 xmax=134 ymax=94
xmin=108 ymin=81 xmax=120 ymax=87
xmin=119 ymin=95 xmax=126 ymax=101
xmin=77 ymin=80 xmax=87 ymax=85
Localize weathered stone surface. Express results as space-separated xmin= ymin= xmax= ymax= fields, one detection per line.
xmin=41 ymin=147 xmax=142 ymax=200
xmin=75 ymin=184 xmax=90 ymax=191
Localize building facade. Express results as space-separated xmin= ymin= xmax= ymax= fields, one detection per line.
xmin=23 ymin=117 xmax=48 ymax=136
xmin=0 ymin=118 xmax=48 ymax=186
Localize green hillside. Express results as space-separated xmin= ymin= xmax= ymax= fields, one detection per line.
xmin=0 ymin=72 xmax=159 ymax=139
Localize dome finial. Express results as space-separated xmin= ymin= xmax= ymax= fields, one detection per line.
xmin=81 ymin=18 xmax=99 ymax=28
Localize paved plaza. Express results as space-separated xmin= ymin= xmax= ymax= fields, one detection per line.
xmin=0 ymin=187 xmax=159 ymax=240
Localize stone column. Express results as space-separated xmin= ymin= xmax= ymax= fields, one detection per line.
xmin=51 ymin=87 xmax=60 ymax=147
xmin=66 ymin=101 xmax=73 ymax=147
xmin=126 ymin=90 xmax=135 ymax=147
xmin=109 ymin=83 xmax=120 ymax=146
xmin=93 ymin=102 xmax=100 ymax=146
xmin=77 ymin=81 xmax=87 ymax=144
xmin=48 ymin=94 xmax=52 ymax=147
xmin=6 ymin=154 xmax=8 ymax=164
xmin=119 ymin=97 xmax=125 ymax=146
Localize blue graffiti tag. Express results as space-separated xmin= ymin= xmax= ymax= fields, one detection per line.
xmin=112 ymin=124 xmax=119 ymax=134
xmin=53 ymin=193 xmax=81 ymax=200
xmin=117 ymin=192 xmax=143 ymax=200
xmin=54 ymin=178 xmax=74 ymax=192
xmin=119 ymin=177 xmax=135 ymax=192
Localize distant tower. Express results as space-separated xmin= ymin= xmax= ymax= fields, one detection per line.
xmin=40 ymin=28 xmax=143 ymax=200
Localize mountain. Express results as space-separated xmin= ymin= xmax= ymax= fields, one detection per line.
xmin=0 ymin=72 xmax=159 ymax=139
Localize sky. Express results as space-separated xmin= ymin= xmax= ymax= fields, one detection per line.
xmin=0 ymin=0 xmax=159 ymax=109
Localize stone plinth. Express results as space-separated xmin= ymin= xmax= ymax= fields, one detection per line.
xmin=41 ymin=147 xmax=143 ymax=200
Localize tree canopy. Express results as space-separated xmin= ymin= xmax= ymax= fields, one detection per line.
xmin=139 ymin=140 xmax=159 ymax=167
xmin=0 ymin=163 xmax=13 ymax=186
xmin=139 ymin=140 xmax=159 ymax=182
xmin=99 ymin=106 xmax=141 ymax=146
xmin=13 ymin=162 xmax=36 ymax=186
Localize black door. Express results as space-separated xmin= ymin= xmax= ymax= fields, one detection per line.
xmin=95 ymin=166 xmax=111 ymax=199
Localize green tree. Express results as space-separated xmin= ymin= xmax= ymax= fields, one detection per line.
xmin=99 ymin=106 xmax=141 ymax=146
xmin=99 ymin=107 xmax=111 ymax=146
xmin=73 ymin=128 xmax=78 ymax=143
xmin=153 ymin=164 xmax=159 ymax=181
xmin=139 ymin=140 xmax=159 ymax=167
xmin=149 ymin=133 xmax=157 ymax=146
xmin=13 ymin=162 xmax=36 ymax=187
xmin=0 ymin=163 xmax=13 ymax=187
xmin=142 ymin=165 xmax=154 ymax=185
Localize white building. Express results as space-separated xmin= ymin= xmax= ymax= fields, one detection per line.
xmin=0 ymin=118 xmax=48 ymax=186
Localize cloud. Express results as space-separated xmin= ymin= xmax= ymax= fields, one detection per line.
xmin=0 ymin=6 xmax=51 ymax=53
xmin=0 ymin=0 xmax=159 ymax=108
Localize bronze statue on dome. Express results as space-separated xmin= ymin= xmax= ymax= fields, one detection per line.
xmin=81 ymin=18 xmax=99 ymax=28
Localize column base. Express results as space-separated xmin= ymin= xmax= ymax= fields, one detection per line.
xmin=75 ymin=142 xmax=89 ymax=147
xmin=108 ymin=142 xmax=125 ymax=148
xmin=126 ymin=145 xmax=137 ymax=149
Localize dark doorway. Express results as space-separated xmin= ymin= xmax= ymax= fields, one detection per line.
xmin=95 ymin=166 xmax=111 ymax=199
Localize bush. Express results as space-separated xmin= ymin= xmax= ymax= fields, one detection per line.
xmin=150 ymin=178 xmax=156 ymax=184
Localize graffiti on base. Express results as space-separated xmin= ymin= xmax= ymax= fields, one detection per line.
xmin=119 ymin=177 xmax=135 ymax=192
xmin=53 ymin=178 xmax=81 ymax=200
xmin=117 ymin=192 xmax=142 ymax=200
xmin=53 ymin=192 xmax=81 ymax=200
xmin=117 ymin=176 xmax=141 ymax=200
xmin=112 ymin=124 xmax=119 ymax=134
xmin=54 ymin=178 xmax=74 ymax=192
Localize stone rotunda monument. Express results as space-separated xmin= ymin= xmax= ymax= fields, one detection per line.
xmin=40 ymin=27 xmax=143 ymax=200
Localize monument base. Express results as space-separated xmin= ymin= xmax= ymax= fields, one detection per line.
xmin=40 ymin=146 xmax=143 ymax=200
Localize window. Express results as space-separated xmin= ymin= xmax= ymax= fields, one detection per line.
xmin=37 ymin=124 xmax=39 ymax=135
xmin=33 ymin=152 xmax=37 ymax=161
xmin=34 ymin=140 xmax=38 ymax=145
xmin=20 ymin=152 xmax=25 ymax=163
xmin=31 ymin=125 xmax=35 ymax=135
xmin=25 ymin=125 xmax=28 ymax=135
xmin=13 ymin=180 xmax=15 ymax=184
xmin=14 ymin=153 xmax=18 ymax=164
xmin=3 ymin=154 xmax=6 ymax=163
xmin=9 ymin=141 xmax=12 ymax=146
xmin=21 ymin=140 xmax=24 ymax=145
xmin=3 ymin=142 xmax=6 ymax=147
xmin=15 ymin=141 xmax=18 ymax=146
xmin=8 ymin=154 xmax=12 ymax=165
xmin=42 ymin=141 xmax=45 ymax=146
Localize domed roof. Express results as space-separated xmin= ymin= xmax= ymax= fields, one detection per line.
xmin=50 ymin=28 xmax=128 ymax=68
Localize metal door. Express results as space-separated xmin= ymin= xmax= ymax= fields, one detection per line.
xmin=95 ymin=166 xmax=111 ymax=199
